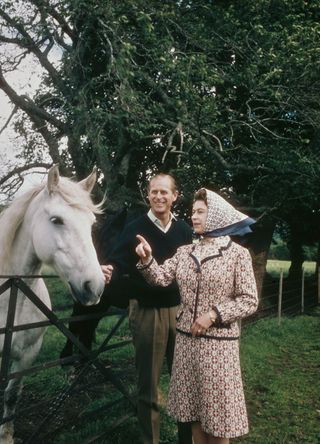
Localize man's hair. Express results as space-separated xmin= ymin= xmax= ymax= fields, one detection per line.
xmin=147 ymin=173 xmax=178 ymax=193
xmin=193 ymin=188 xmax=207 ymax=205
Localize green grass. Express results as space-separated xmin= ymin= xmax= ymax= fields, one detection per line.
xmin=17 ymin=272 xmax=320 ymax=443
xmin=98 ymin=310 xmax=320 ymax=444
xmin=28 ymin=306 xmax=320 ymax=443
xmin=236 ymin=309 xmax=320 ymax=444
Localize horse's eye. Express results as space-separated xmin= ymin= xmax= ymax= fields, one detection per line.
xmin=50 ymin=216 xmax=64 ymax=225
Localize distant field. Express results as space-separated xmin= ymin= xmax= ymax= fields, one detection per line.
xmin=43 ymin=261 xmax=317 ymax=279
xmin=267 ymin=260 xmax=316 ymax=277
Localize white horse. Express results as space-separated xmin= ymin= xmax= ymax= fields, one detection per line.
xmin=0 ymin=165 xmax=106 ymax=443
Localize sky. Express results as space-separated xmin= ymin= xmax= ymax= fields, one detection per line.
xmin=0 ymin=51 xmax=42 ymax=153
xmin=0 ymin=8 xmax=69 ymax=202
xmin=0 ymin=49 xmax=57 ymax=200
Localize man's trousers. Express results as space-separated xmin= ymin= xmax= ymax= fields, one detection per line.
xmin=129 ymin=300 xmax=192 ymax=444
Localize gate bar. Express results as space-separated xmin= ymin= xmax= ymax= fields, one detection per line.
xmin=0 ymin=279 xmax=18 ymax=384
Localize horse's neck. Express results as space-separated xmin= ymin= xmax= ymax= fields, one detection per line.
xmin=1 ymin=211 xmax=42 ymax=278
xmin=0 ymin=203 xmax=48 ymax=322
xmin=9 ymin=230 xmax=41 ymax=276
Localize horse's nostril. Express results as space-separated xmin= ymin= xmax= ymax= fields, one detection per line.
xmin=83 ymin=280 xmax=91 ymax=292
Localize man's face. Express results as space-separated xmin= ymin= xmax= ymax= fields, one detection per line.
xmin=148 ymin=176 xmax=178 ymax=218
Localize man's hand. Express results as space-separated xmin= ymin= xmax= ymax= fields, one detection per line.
xmin=101 ymin=264 xmax=113 ymax=284
xmin=136 ymin=234 xmax=152 ymax=264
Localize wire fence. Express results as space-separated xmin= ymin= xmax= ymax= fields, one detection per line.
xmin=244 ymin=267 xmax=319 ymax=328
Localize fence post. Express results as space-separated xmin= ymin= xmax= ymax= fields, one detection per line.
xmin=278 ymin=270 xmax=283 ymax=326
xmin=318 ymin=267 xmax=320 ymax=304
xmin=301 ymin=268 xmax=305 ymax=314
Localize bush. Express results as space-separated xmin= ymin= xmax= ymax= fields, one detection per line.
xmin=268 ymin=240 xmax=318 ymax=262
xmin=268 ymin=239 xmax=290 ymax=260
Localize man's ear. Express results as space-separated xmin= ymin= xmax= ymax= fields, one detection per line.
xmin=172 ymin=190 xmax=179 ymax=203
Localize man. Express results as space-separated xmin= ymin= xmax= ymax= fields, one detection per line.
xmin=102 ymin=173 xmax=192 ymax=444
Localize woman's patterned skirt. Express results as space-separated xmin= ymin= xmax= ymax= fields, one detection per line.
xmin=167 ymin=332 xmax=249 ymax=438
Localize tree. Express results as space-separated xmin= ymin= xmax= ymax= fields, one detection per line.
xmin=1 ymin=0 xmax=320 ymax=284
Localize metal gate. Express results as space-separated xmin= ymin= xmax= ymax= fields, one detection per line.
xmin=0 ymin=275 xmax=136 ymax=443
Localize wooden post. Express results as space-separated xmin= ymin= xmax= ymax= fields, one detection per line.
xmin=301 ymin=268 xmax=305 ymax=314
xmin=318 ymin=267 xmax=320 ymax=305
xmin=278 ymin=270 xmax=283 ymax=326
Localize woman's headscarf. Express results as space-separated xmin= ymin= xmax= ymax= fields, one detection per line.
xmin=195 ymin=188 xmax=255 ymax=238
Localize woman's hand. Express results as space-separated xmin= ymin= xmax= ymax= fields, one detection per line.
xmin=191 ymin=311 xmax=216 ymax=337
xmin=136 ymin=234 xmax=152 ymax=264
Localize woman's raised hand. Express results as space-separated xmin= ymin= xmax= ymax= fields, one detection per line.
xmin=136 ymin=235 xmax=152 ymax=264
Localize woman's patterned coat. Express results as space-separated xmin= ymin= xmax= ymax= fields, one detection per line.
xmin=139 ymin=236 xmax=258 ymax=339
xmin=138 ymin=236 xmax=258 ymax=438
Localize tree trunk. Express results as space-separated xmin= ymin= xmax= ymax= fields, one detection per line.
xmin=249 ymin=220 xmax=276 ymax=299
xmin=287 ymin=227 xmax=304 ymax=281
xmin=315 ymin=241 xmax=320 ymax=279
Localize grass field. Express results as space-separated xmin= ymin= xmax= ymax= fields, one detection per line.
xmin=98 ymin=309 xmax=320 ymax=444
xmin=25 ymin=303 xmax=320 ymax=443
xmin=13 ymin=262 xmax=320 ymax=443
xmin=96 ymin=309 xmax=320 ymax=444
xmin=266 ymin=260 xmax=316 ymax=277
xmin=236 ymin=308 xmax=320 ymax=444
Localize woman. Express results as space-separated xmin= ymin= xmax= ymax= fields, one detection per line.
xmin=135 ymin=188 xmax=258 ymax=444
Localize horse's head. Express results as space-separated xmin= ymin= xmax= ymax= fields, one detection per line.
xmin=30 ymin=165 xmax=105 ymax=305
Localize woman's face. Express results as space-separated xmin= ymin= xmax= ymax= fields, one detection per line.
xmin=191 ymin=200 xmax=208 ymax=234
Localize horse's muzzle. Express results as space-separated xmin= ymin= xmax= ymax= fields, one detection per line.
xmin=68 ymin=281 xmax=103 ymax=306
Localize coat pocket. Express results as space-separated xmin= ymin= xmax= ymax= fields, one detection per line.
xmin=176 ymin=307 xmax=184 ymax=321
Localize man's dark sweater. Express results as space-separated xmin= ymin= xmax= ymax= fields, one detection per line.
xmin=109 ymin=214 xmax=192 ymax=307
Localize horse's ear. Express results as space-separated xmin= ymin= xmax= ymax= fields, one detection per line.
xmin=47 ymin=164 xmax=60 ymax=194
xmin=79 ymin=167 xmax=97 ymax=193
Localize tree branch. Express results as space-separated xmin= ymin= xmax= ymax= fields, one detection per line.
xmin=197 ymin=132 xmax=273 ymax=175
xmin=0 ymin=35 xmax=23 ymax=45
xmin=161 ymin=122 xmax=184 ymax=165
xmin=29 ymin=114 xmax=66 ymax=170
xmin=202 ymin=130 xmax=223 ymax=152
xmin=0 ymin=65 xmax=66 ymax=133
xmin=32 ymin=0 xmax=75 ymax=41
xmin=0 ymin=105 xmax=18 ymax=135
xmin=0 ymin=7 xmax=66 ymax=93
xmin=0 ymin=162 xmax=52 ymax=187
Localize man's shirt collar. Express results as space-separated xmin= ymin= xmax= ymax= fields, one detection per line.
xmin=147 ymin=209 xmax=176 ymax=233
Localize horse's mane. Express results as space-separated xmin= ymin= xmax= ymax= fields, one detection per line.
xmin=0 ymin=177 xmax=103 ymax=272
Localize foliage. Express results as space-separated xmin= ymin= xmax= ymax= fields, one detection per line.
xmin=269 ymin=237 xmax=317 ymax=261
xmin=1 ymin=0 xmax=320 ymax=275
xmin=268 ymin=237 xmax=290 ymax=260
xmin=0 ymin=2 xmax=319 ymax=204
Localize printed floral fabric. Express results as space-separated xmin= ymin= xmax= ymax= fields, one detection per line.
xmin=138 ymin=236 xmax=258 ymax=437
xmin=202 ymin=188 xmax=250 ymax=232
xmin=167 ymin=333 xmax=249 ymax=437
xmin=139 ymin=237 xmax=258 ymax=339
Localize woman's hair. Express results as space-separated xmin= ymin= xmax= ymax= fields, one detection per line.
xmin=193 ymin=188 xmax=207 ymax=205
